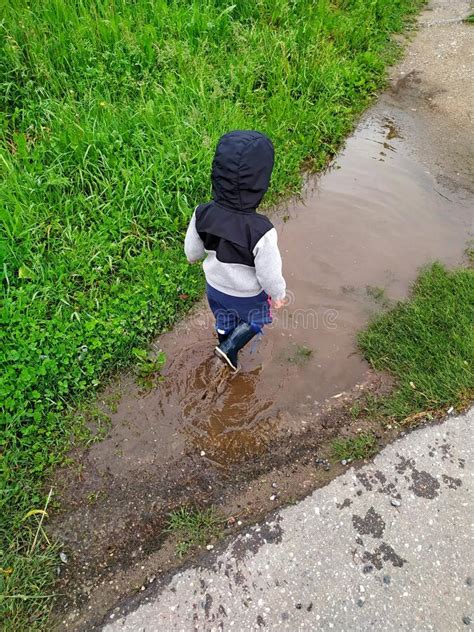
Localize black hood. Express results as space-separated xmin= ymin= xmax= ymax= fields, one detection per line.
xmin=211 ymin=130 xmax=274 ymax=212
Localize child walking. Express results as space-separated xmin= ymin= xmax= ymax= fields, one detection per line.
xmin=184 ymin=130 xmax=286 ymax=372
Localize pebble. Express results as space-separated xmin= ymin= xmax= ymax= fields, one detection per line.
xmin=60 ymin=552 xmax=68 ymax=564
xmin=391 ymin=498 xmax=401 ymax=507
xmin=270 ymin=494 xmax=277 ymax=501
xmin=463 ymin=615 xmax=471 ymax=625
xmin=341 ymin=460 xmax=347 ymax=466
xmin=200 ymin=451 xmax=206 ymax=457
xmin=295 ymin=603 xmax=302 ymax=609
xmin=206 ymin=544 xmax=214 ymax=550
xmin=315 ymin=456 xmax=332 ymax=473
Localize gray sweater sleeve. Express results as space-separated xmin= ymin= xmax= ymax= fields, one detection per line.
xmin=252 ymin=228 xmax=286 ymax=300
xmin=184 ymin=209 xmax=205 ymax=263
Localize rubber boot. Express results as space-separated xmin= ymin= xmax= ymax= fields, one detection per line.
xmin=214 ymin=322 xmax=259 ymax=373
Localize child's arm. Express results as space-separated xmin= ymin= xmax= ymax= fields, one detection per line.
xmin=184 ymin=209 xmax=205 ymax=263
xmin=253 ymin=228 xmax=286 ymax=304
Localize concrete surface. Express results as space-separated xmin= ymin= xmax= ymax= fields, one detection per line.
xmin=103 ymin=408 xmax=474 ymax=631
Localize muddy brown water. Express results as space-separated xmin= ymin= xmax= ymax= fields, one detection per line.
xmin=83 ymin=112 xmax=470 ymax=478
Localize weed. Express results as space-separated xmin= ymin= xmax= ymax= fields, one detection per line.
xmin=331 ymin=433 xmax=378 ymax=461
xmin=359 ymin=263 xmax=474 ymax=421
xmin=133 ymin=349 xmax=166 ymax=379
xmin=349 ymin=402 xmax=363 ymax=418
xmin=465 ymin=243 xmax=474 ymax=266
xmin=286 ymin=344 xmax=313 ymax=365
xmin=350 ymin=393 xmax=382 ymax=420
xmin=366 ymin=285 xmax=390 ymax=308
xmin=86 ymin=491 xmax=105 ymax=505
xmin=103 ymin=392 xmax=122 ymax=415
xmin=165 ymin=507 xmax=222 ymax=557
xmin=72 ymin=404 xmax=112 ymax=447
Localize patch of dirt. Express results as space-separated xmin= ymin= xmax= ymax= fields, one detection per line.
xmin=54 ymin=373 xmax=404 ymax=630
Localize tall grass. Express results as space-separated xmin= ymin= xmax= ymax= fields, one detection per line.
xmin=359 ymin=263 xmax=474 ymax=419
xmin=1 ymin=0 xmax=422 ymax=626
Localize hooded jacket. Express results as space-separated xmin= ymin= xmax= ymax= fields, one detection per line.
xmin=184 ymin=131 xmax=286 ymax=300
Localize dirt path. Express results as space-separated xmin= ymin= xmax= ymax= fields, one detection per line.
xmin=103 ymin=408 xmax=474 ymax=632
xmin=53 ymin=1 xmax=473 ymax=629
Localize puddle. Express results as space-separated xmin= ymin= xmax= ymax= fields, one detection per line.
xmin=84 ymin=106 xmax=470 ymax=475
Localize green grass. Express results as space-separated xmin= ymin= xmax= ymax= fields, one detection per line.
xmin=165 ymin=507 xmax=222 ymax=557
xmin=466 ymin=245 xmax=474 ymax=265
xmin=286 ymin=344 xmax=313 ymax=365
xmin=0 ymin=491 xmax=59 ymax=631
xmin=366 ymin=284 xmax=390 ymax=308
xmin=332 ymin=432 xmax=378 ymax=461
xmin=359 ymin=263 xmax=474 ymax=420
xmin=1 ymin=0 xmax=424 ymax=626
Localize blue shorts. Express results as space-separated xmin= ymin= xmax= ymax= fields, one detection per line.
xmin=206 ymin=283 xmax=272 ymax=334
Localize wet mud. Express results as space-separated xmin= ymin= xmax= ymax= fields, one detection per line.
xmin=51 ymin=4 xmax=473 ymax=627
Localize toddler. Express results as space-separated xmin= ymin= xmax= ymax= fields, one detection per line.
xmin=184 ymin=130 xmax=286 ymax=372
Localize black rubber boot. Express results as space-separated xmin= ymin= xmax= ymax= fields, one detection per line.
xmin=214 ymin=322 xmax=258 ymax=372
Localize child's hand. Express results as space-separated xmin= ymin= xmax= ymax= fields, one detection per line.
xmin=272 ymin=297 xmax=286 ymax=309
